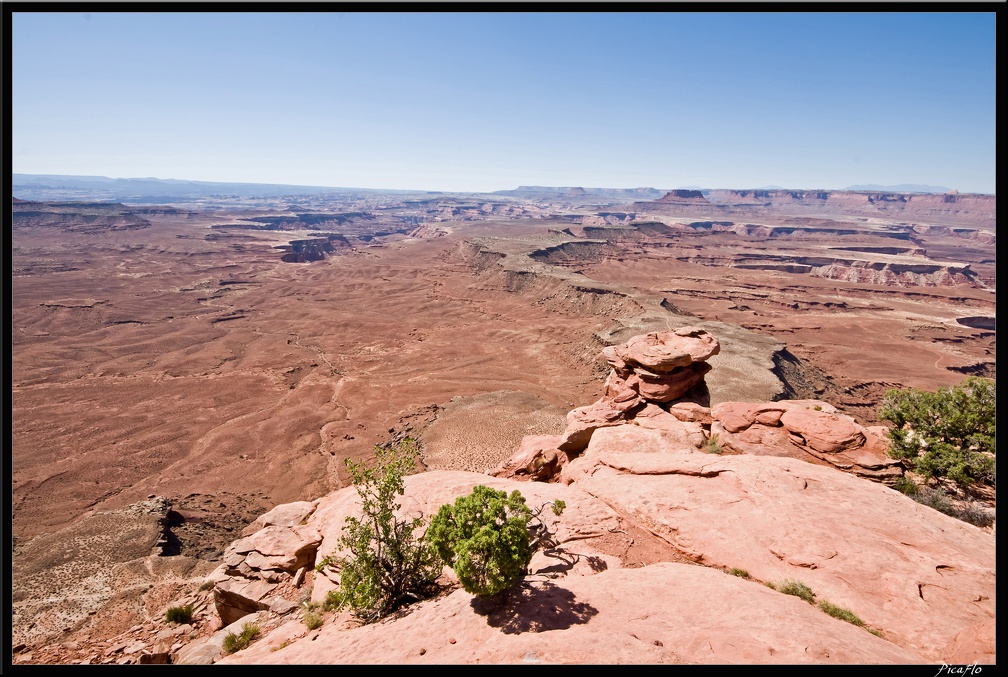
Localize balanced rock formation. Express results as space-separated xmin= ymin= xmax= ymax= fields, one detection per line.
xmin=551 ymin=327 xmax=719 ymax=456
xmin=603 ymin=326 xmax=719 ymax=403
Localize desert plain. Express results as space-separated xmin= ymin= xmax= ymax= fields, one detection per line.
xmin=10 ymin=185 xmax=996 ymax=663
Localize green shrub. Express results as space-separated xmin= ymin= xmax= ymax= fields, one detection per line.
xmin=164 ymin=603 xmax=194 ymax=624
xmin=892 ymin=475 xmax=920 ymax=497
xmin=777 ymin=579 xmax=815 ymax=604
xmin=315 ymin=439 xmax=442 ymax=623
xmin=426 ymin=485 xmax=565 ymax=598
xmin=222 ymin=622 xmax=259 ymax=655
xmin=818 ymin=599 xmax=864 ymax=626
xmin=728 ymin=567 xmax=750 ymax=579
xmin=198 ymin=580 xmax=215 ymax=592
xmin=879 ymin=377 xmax=995 ymax=491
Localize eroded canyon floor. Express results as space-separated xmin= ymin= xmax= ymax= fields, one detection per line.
xmin=10 ymin=191 xmax=995 ymax=658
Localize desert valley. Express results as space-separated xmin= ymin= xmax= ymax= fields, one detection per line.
xmin=10 ymin=181 xmax=996 ymax=664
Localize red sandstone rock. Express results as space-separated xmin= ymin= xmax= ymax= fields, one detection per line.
xmin=489 ymin=434 xmax=567 ymax=481
xmin=241 ymin=501 xmax=319 ymax=536
xmin=609 ymin=327 xmax=720 ymax=373
xmin=557 ymin=398 xmax=641 ymax=452
xmin=779 ymin=408 xmax=866 ymax=454
xmin=221 ymin=435 xmax=993 ymax=664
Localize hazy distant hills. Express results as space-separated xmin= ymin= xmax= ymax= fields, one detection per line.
xmin=491 ymin=186 xmax=668 ymax=201
xmin=13 ymin=174 xmax=964 ymax=205
xmin=845 ymin=183 xmax=952 ymax=193
xmin=11 ymin=174 xmax=429 ymax=203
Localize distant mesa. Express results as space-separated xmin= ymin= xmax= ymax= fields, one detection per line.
xmin=276 ymin=233 xmax=352 ymax=263
xmin=845 ymin=183 xmax=953 ymax=194
xmin=655 ymin=189 xmax=710 ymax=204
xmin=635 ymin=188 xmax=996 ymax=227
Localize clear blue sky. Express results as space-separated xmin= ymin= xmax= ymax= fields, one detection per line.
xmin=11 ymin=10 xmax=997 ymax=194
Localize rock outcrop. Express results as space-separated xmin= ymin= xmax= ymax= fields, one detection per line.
xmin=495 ymin=328 xmax=900 ymax=484
xmin=553 ymin=327 xmax=719 ymax=455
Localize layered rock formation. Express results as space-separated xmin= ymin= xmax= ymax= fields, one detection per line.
xmin=635 ymin=189 xmax=996 ymax=228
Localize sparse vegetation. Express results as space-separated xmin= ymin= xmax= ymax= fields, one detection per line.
xmin=315 ymin=439 xmax=443 ymax=623
xmin=879 ymin=376 xmax=995 ymax=491
xmin=817 ymin=599 xmax=864 ymax=626
xmin=222 ymin=622 xmax=260 ymax=655
xmin=892 ymin=475 xmax=920 ymax=497
xmin=426 ymin=485 xmax=565 ymax=598
xmin=198 ymin=580 xmax=215 ymax=592
xmin=303 ymin=609 xmax=323 ymax=630
xmin=704 ymin=433 xmax=723 ymax=454
xmin=776 ymin=579 xmax=815 ymax=604
xmin=728 ymin=567 xmax=750 ymax=579
xmin=164 ymin=603 xmax=195 ymax=624
xmin=893 ymin=478 xmax=995 ymax=528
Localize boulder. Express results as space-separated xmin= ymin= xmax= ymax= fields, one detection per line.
xmin=213 ymin=578 xmax=277 ymax=626
xmin=779 ymin=408 xmax=865 ymax=454
xmin=226 ymin=524 xmax=322 ymax=573
xmin=557 ymin=398 xmax=640 ymax=453
xmin=241 ymin=501 xmax=319 ymax=536
xmin=490 ymin=434 xmax=566 ymax=481
xmin=607 ymin=327 xmax=721 ymax=373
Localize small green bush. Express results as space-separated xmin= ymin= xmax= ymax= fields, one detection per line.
xmin=728 ymin=567 xmax=750 ymax=579
xmin=777 ymin=579 xmax=815 ymax=604
xmin=315 ymin=439 xmax=442 ymax=623
xmin=818 ymin=599 xmax=864 ymax=626
xmin=164 ymin=603 xmax=195 ymax=624
xmin=914 ymin=485 xmax=954 ymax=513
xmin=222 ymin=622 xmax=259 ymax=655
xmin=426 ymin=485 xmax=564 ymax=598
xmin=892 ymin=475 xmax=920 ymax=497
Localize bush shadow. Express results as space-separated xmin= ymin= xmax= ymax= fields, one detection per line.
xmin=470 ymin=580 xmax=598 ymax=634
